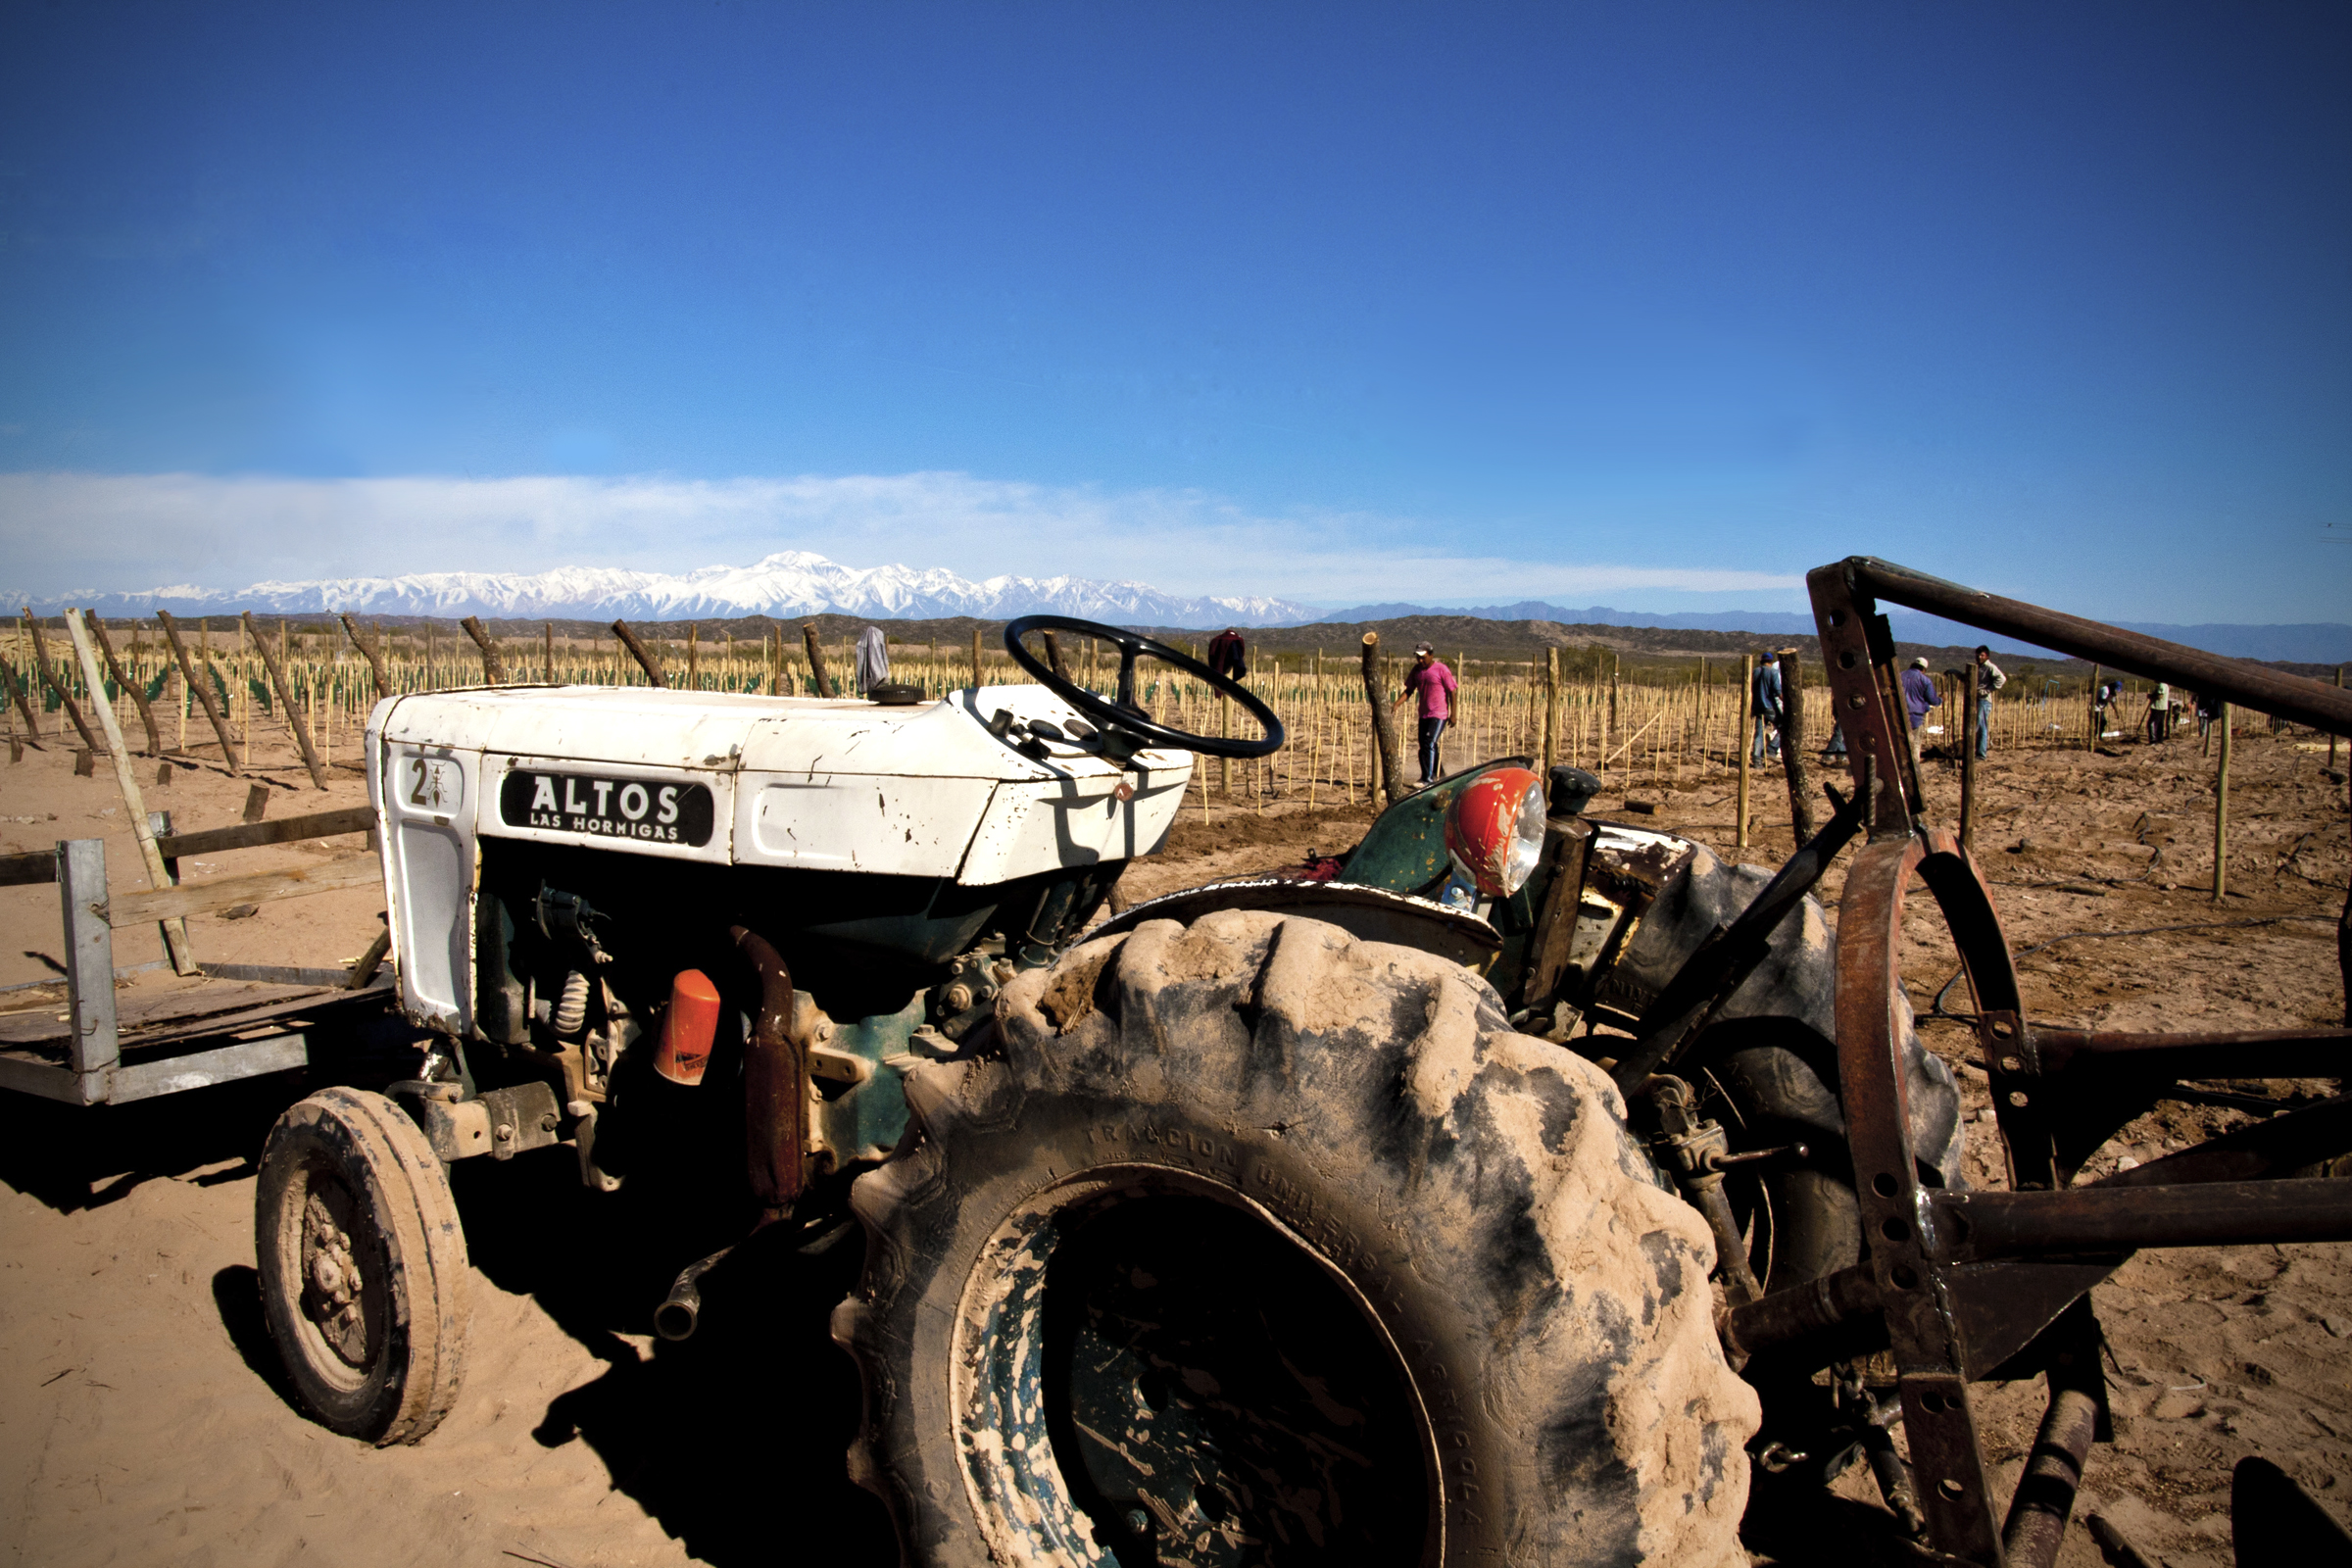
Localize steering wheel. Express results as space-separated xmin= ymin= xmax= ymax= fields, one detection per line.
xmin=1002 ymin=615 xmax=1284 ymax=760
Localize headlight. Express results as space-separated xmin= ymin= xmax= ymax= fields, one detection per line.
xmin=1443 ymin=766 xmax=1548 ymax=899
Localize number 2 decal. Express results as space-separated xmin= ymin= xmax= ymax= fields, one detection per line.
xmin=402 ymin=753 xmax=460 ymax=813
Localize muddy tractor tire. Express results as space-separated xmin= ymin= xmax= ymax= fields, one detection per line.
xmin=255 ymin=1087 xmax=471 ymax=1446
xmin=833 ymin=909 xmax=1760 ymax=1567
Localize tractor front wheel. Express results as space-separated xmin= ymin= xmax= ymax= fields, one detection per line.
xmin=255 ymin=1087 xmax=470 ymax=1445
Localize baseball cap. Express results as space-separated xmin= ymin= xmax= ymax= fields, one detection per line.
xmin=1413 ymin=642 xmax=1433 ymax=655
xmin=1911 ymin=657 xmax=1929 ymax=669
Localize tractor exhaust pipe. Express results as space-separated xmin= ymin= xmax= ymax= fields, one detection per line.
xmin=730 ymin=926 xmax=805 ymax=1224
xmin=654 ymin=1248 xmax=732 ymax=1342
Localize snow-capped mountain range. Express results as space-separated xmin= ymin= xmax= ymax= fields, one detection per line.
xmin=16 ymin=552 xmax=1316 ymax=628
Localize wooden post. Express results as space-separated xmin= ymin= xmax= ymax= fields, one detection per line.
xmin=0 ymin=657 xmax=39 ymax=747
xmin=460 ymin=615 xmax=507 ymax=683
xmin=23 ymin=609 xmax=105 ymax=756
xmin=544 ymin=621 xmax=555 ymax=683
xmin=339 ymin=613 xmax=392 ymax=699
xmin=1219 ymin=691 xmax=1232 ymax=797
xmin=156 ymin=611 xmax=240 ymax=773
xmin=1960 ymin=667 xmax=1980 ymax=853
xmin=2086 ymin=663 xmax=2101 ymax=752
xmin=2340 ymin=764 xmax=2351 ymax=1026
xmin=2213 ymin=704 xmax=2231 ymax=902
xmin=1361 ymin=633 xmax=1402 ymax=807
xmin=65 ymin=612 xmax=196 ymax=974
xmin=1777 ymin=650 xmax=1816 ymax=842
xmin=2332 ymin=667 xmax=2343 ymax=771
xmin=611 ymin=619 xmax=667 ymax=687
xmin=244 ymin=612 xmax=329 ymax=789
xmin=58 ymin=838 xmax=120 ymax=1104
xmin=1736 ymin=654 xmax=1753 ymax=848
xmin=1542 ymin=647 xmax=1559 ymax=774
xmin=1605 ymin=657 xmax=1619 ymax=779
xmin=970 ymin=627 xmax=984 ymax=690
xmin=83 ymin=614 xmax=160 ymax=756
xmin=687 ymin=623 xmax=700 ymax=689
xmin=1041 ymin=629 xmax=1066 ymax=679
xmin=767 ymin=625 xmax=783 ymax=695
xmin=802 ymin=623 xmax=836 ymax=698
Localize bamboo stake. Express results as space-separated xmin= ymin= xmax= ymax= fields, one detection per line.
xmin=2213 ymin=704 xmax=2230 ymax=901
xmin=245 ymin=612 xmax=329 ymax=789
xmin=66 ymin=612 xmax=196 ymax=973
xmin=157 ymin=612 xmax=240 ymax=773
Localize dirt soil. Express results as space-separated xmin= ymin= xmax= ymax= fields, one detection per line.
xmin=1 ymin=724 xmax=2346 ymax=1566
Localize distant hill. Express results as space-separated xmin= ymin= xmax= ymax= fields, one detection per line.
xmin=1306 ymin=600 xmax=2352 ymax=666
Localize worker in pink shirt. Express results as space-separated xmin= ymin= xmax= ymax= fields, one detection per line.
xmin=1391 ymin=642 xmax=1459 ymax=785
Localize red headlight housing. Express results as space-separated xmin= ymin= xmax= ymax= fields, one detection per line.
xmin=1443 ymin=766 xmax=1547 ymax=898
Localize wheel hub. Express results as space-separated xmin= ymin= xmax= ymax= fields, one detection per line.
xmin=300 ymin=1187 xmax=370 ymax=1366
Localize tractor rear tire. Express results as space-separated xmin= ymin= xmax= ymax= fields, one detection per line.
xmin=833 ymin=909 xmax=1759 ymax=1567
xmin=255 ymin=1087 xmax=471 ymax=1446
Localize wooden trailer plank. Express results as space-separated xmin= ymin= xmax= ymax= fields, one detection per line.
xmin=105 ymin=853 xmax=381 ymax=926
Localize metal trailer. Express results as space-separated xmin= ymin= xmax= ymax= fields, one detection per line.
xmin=1697 ymin=558 xmax=2352 ymax=1566
xmin=0 ymin=805 xmax=398 ymax=1106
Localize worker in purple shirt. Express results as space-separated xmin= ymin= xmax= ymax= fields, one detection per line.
xmin=1391 ymin=642 xmax=1458 ymax=785
xmin=1899 ymin=657 xmax=1939 ymax=729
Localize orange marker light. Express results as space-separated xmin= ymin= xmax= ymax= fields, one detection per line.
xmin=654 ymin=969 xmax=723 ymax=1086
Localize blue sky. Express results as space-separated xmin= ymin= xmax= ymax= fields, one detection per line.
xmin=4 ymin=3 xmax=2348 ymax=621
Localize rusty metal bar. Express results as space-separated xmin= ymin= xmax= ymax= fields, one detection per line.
xmin=1715 ymin=1260 xmax=1883 ymax=1366
xmin=2029 ymin=1024 xmax=2352 ymax=1078
xmin=1840 ymin=557 xmax=2352 ymax=736
xmin=1998 ymin=1303 xmax=2103 ymax=1568
xmin=2091 ymin=1096 xmax=2350 ymax=1188
xmin=1835 ymin=830 xmax=2006 ymax=1561
xmin=1932 ymin=1178 xmax=2352 ymax=1259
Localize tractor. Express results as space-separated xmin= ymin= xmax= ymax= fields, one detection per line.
xmin=256 ymin=568 xmax=2352 ymax=1568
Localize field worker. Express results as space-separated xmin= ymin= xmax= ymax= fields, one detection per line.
xmin=855 ymin=626 xmax=891 ymax=694
xmin=1391 ymin=642 xmax=1458 ymax=784
xmin=1901 ymin=657 xmax=1938 ymax=730
xmin=1206 ymin=627 xmax=1248 ymax=680
xmin=1972 ymin=646 xmax=2006 ymax=759
xmin=1750 ymin=655 xmax=1784 ymax=762
xmin=2147 ymin=681 xmax=2172 ymax=744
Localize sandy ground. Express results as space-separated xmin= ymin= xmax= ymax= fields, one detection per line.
xmin=1 ymin=719 xmax=2346 ymax=1566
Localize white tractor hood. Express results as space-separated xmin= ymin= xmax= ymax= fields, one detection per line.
xmin=368 ymin=683 xmax=1195 ymax=886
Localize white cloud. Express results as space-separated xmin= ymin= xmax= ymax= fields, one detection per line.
xmin=0 ymin=469 xmax=1803 ymax=604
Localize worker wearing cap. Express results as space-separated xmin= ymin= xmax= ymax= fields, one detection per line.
xmin=1900 ymin=657 xmax=1938 ymax=730
xmin=1391 ymin=643 xmax=1458 ymax=785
